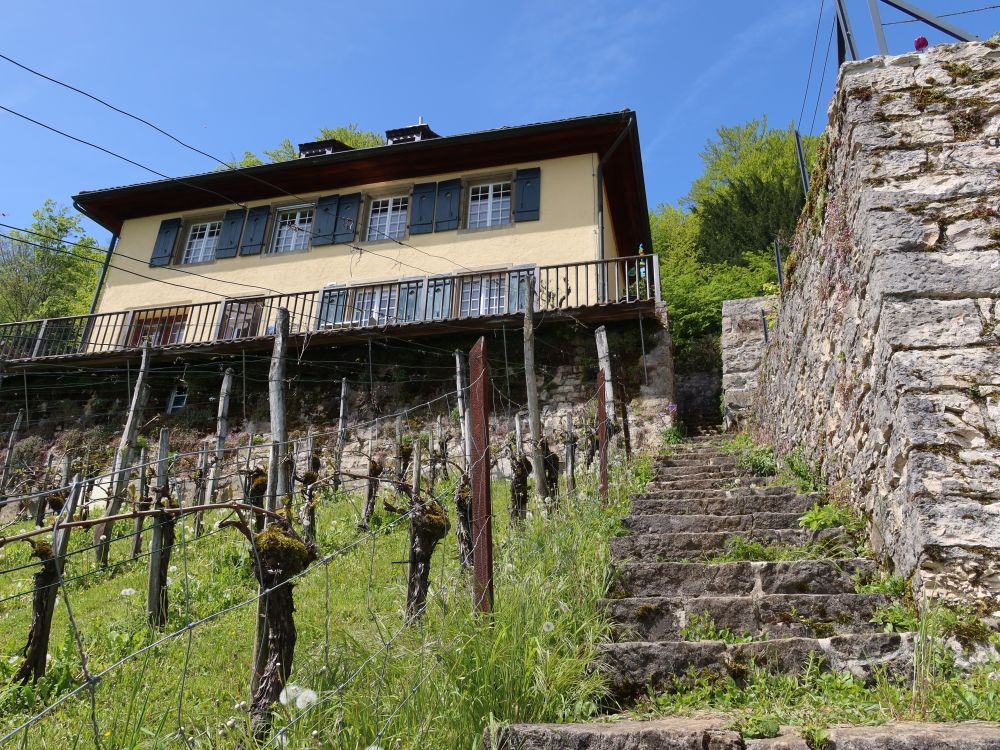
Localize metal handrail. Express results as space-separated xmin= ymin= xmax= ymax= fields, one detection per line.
xmin=0 ymin=254 xmax=659 ymax=363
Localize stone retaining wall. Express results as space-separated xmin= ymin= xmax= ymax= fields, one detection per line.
xmin=721 ymin=297 xmax=778 ymax=431
xmin=749 ymin=41 xmax=1000 ymax=606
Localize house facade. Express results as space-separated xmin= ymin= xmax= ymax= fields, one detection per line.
xmin=1 ymin=111 xmax=657 ymax=364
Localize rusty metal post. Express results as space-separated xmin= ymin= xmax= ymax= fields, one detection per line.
xmin=597 ymin=370 xmax=609 ymax=504
xmin=468 ymin=337 xmax=494 ymax=614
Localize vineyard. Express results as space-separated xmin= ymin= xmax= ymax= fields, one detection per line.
xmin=0 ymin=316 xmax=647 ymax=748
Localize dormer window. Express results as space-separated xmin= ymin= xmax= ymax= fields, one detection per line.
xmin=366 ymin=196 xmax=409 ymax=241
xmin=271 ymin=207 xmax=314 ymax=253
xmin=467 ymin=182 xmax=511 ymax=229
xmin=181 ymin=220 xmax=222 ymax=264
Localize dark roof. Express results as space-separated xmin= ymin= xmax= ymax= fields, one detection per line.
xmin=73 ymin=110 xmax=651 ymax=254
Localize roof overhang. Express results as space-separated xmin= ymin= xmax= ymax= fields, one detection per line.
xmin=73 ymin=110 xmax=652 ymax=255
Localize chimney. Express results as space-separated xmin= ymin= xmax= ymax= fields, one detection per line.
xmin=298 ymin=137 xmax=354 ymax=158
xmin=385 ymin=117 xmax=440 ymax=145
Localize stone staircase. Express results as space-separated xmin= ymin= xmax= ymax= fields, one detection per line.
xmin=491 ymin=436 xmax=1000 ymax=749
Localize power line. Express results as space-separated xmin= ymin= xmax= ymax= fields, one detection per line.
xmin=799 ymin=0 xmax=828 ymax=131
xmin=0 ymin=104 xmax=250 ymax=210
xmin=0 ymin=53 xmax=477 ymax=276
xmin=0 ymin=52 xmax=318 ymax=204
xmin=882 ymin=3 xmax=1000 ymax=25
xmin=1 ymin=222 xmax=283 ymax=296
xmin=810 ymin=20 xmax=837 ymax=136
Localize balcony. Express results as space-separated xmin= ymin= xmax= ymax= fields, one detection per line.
xmin=0 ymin=255 xmax=659 ymax=366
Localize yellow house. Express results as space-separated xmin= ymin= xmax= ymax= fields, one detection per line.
xmin=1 ymin=111 xmax=657 ymax=364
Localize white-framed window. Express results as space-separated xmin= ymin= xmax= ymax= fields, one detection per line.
xmin=460 ymin=274 xmax=507 ymax=317
xmin=166 ymin=384 xmax=188 ymax=414
xmin=467 ymin=182 xmax=511 ymax=229
xmin=271 ymin=207 xmax=314 ymax=253
xmin=181 ymin=221 xmax=222 ymax=264
xmin=366 ymin=196 xmax=409 ymax=241
xmin=352 ymin=285 xmax=399 ymax=326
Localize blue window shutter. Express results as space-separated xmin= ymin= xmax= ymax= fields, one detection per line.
xmin=409 ymin=183 xmax=437 ymax=235
xmin=215 ymin=209 xmax=246 ymax=259
xmin=514 ymin=168 xmax=541 ymax=222
xmin=434 ymin=179 xmax=462 ymax=231
xmin=149 ymin=218 xmax=182 ymax=267
xmin=313 ymin=195 xmax=341 ymax=246
xmin=334 ymin=193 xmax=361 ymax=243
xmin=239 ymin=205 xmax=271 ymax=255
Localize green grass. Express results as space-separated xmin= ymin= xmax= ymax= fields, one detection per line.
xmin=721 ymin=435 xmax=827 ymax=494
xmin=704 ymin=534 xmax=859 ymax=563
xmin=680 ymin=612 xmax=758 ymax=644
xmin=0 ymin=455 xmax=652 ymax=748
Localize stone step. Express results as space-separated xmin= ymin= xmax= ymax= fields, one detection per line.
xmin=486 ymin=718 xmax=742 ymax=749
xmin=610 ymin=528 xmax=849 ymax=562
xmin=648 ymin=476 xmax=768 ymax=491
xmin=652 ymin=470 xmax=746 ymax=485
xmin=637 ymin=485 xmax=800 ymax=501
xmin=603 ymin=592 xmax=887 ymax=641
xmin=598 ymin=632 xmax=914 ymax=701
xmin=651 ymin=465 xmax=744 ymax=480
xmin=612 ymin=558 xmax=875 ymax=598
xmin=623 ymin=512 xmax=804 ymax=535
xmin=654 ymin=454 xmax=737 ymax=468
xmin=488 ymin=718 xmax=1000 ymax=750
xmin=630 ymin=493 xmax=818 ymax=516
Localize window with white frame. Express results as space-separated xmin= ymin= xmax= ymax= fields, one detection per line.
xmin=271 ymin=207 xmax=314 ymax=253
xmin=467 ymin=182 xmax=511 ymax=229
xmin=181 ymin=221 xmax=222 ymax=264
xmin=366 ymin=196 xmax=409 ymax=241
xmin=460 ymin=273 xmax=507 ymax=317
xmin=166 ymin=384 xmax=188 ymax=414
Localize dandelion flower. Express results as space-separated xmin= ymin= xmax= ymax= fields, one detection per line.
xmin=542 ymin=621 xmax=555 ymax=633
xmin=120 ymin=588 xmax=137 ymax=597
xmin=168 ymin=565 xmax=177 ymax=573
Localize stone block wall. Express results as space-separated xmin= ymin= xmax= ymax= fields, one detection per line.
xmin=751 ymin=41 xmax=1000 ymax=606
xmin=722 ymin=296 xmax=778 ymax=430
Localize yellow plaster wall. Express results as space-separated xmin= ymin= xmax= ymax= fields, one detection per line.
xmin=97 ymin=153 xmax=618 ymax=314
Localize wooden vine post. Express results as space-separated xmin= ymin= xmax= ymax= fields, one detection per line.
xmin=597 ymin=371 xmax=609 ymax=504
xmin=147 ymin=428 xmax=174 ymax=628
xmin=564 ymin=413 xmax=577 ymax=498
xmin=332 ymin=377 xmax=348 ymax=491
xmin=454 ymin=351 xmax=471 ymax=470
xmin=205 ymin=367 xmax=234 ymax=514
xmin=523 ymin=276 xmax=549 ymax=501
xmin=298 ymin=429 xmax=319 ymax=544
xmin=468 ymin=336 xmax=494 ymax=613
xmin=130 ymin=448 xmax=151 ymax=559
xmin=95 ymin=341 xmax=151 ymax=565
xmin=13 ymin=476 xmax=81 ymax=683
xmin=265 ymin=308 xmax=289 ymax=519
xmin=193 ymin=444 xmax=209 ymax=537
xmin=614 ymin=355 xmax=632 ymax=462
xmin=0 ymin=408 xmax=24 ymax=508
xmin=594 ymin=326 xmax=617 ymax=430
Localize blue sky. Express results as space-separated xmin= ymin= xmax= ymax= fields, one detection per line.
xmin=1 ymin=0 xmax=997 ymax=243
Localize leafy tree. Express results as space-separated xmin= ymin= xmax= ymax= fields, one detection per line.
xmin=0 ymin=200 xmax=102 ymax=323
xmin=225 ymin=124 xmax=386 ymax=168
xmin=654 ymin=119 xmax=811 ymax=371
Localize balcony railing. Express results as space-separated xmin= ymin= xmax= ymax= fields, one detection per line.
xmin=0 ymin=255 xmax=659 ymax=364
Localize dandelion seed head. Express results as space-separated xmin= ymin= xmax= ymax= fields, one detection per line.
xmin=295 ymin=688 xmax=318 ymax=710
